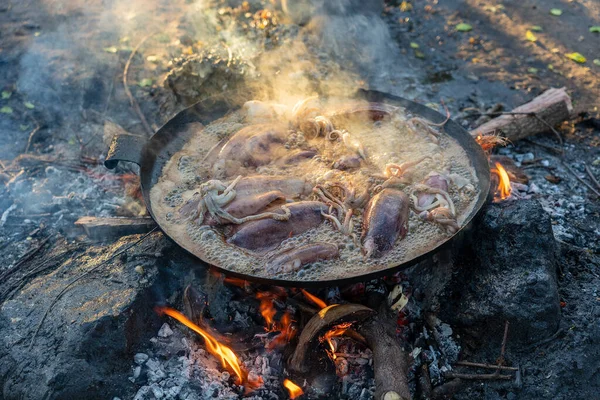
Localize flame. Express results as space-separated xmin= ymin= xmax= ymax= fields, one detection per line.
xmin=256 ymin=291 xmax=297 ymax=348
xmin=320 ymin=322 xmax=353 ymax=360
xmin=156 ymin=306 xmax=262 ymax=390
xmin=283 ymin=379 xmax=304 ymax=399
xmin=300 ymin=289 xmax=327 ymax=309
xmin=257 ymin=292 xmax=277 ymax=328
xmin=491 ymin=162 xmax=512 ymax=200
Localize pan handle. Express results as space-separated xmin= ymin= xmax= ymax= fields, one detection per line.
xmin=104 ymin=133 xmax=147 ymax=169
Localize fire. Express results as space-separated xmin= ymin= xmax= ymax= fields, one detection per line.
xmin=491 ymin=162 xmax=512 ymax=200
xmin=320 ymin=322 xmax=353 ymax=360
xmin=300 ymin=289 xmax=327 ymax=309
xmin=156 ymin=306 xmax=262 ymax=390
xmin=283 ymin=379 xmax=304 ymax=399
xmin=256 ymin=291 xmax=297 ymax=348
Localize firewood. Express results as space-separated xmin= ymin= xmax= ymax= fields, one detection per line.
xmin=75 ymin=216 xmax=156 ymax=240
xmin=470 ymin=87 xmax=572 ymax=142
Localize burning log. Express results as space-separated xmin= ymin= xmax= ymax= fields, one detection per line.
xmin=289 ymin=300 xmax=412 ymax=400
xmin=470 ymin=87 xmax=572 ymax=142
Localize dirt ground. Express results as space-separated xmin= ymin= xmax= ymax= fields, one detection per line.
xmin=1 ymin=0 xmax=599 ymax=399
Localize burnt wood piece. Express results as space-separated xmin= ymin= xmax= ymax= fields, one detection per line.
xmin=75 ymin=216 xmax=156 ymax=240
xmin=490 ymin=155 xmax=529 ymax=184
xmin=288 ymin=304 xmax=375 ymax=374
xmin=470 ymin=87 xmax=572 ymax=142
xmin=356 ymin=307 xmax=412 ymax=400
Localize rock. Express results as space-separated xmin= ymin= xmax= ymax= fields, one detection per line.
xmin=157 ymin=323 xmax=173 ymax=338
xmin=134 ymin=353 xmax=149 ymax=365
xmin=0 ymin=232 xmax=182 ymax=400
xmin=441 ymin=199 xmax=560 ymax=344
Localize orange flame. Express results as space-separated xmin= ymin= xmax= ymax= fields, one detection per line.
xmin=320 ymin=322 xmax=353 ymax=360
xmin=300 ymin=289 xmax=327 ymax=309
xmin=256 ymin=292 xmax=277 ymax=328
xmin=283 ymin=379 xmax=304 ymax=399
xmin=156 ymin=306 xmax=262 ymax=390
xmin=491 ymin=162 xmax=512 ymax=200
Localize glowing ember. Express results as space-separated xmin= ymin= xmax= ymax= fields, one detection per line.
xmin=300 ymin=289 xmax=327 ymax=309
xmin=283 ymin=379 xmax=304 ymax=399
xmin=320 ymin=322 xmax=353 ymax=360
xmin=223 ymin=276 xmax=249 ymax=288
xmin=491 ymin=162 xmax=512 ymax=200
xmin=155 ymin=306 xmax=262 ymax=390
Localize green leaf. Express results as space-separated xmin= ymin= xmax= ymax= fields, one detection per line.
xmin=20 ymin=124 xmax=29 ymax=131
xmin=415 ymin=50 xmax=425 ymax=59
xmin=530 ymin=25 xmax=543 ymax=32
xmin=566 ymin=52 xmax=586 ymax=63
xmin=525 ymin=30 xmax=537 ymax=42
xmin=548 ymin=64 xmax=554 ymax=70
xmin=23 ymin=101 xmax=35 ymax=109
xmin=68 ymin=137 xmax=76 ymax=145
xmin=527 ymin=67 xmax=539 ymax=74
xmin=103 ymin=46 xmax=118 ymax=53
xmin=593 ymin=59 xmax=600 ymax=66
xmin=456 ymin=23 xmax=473 ymax=32
xmin=550 ymin=8 xmax=562 ymax=16
xmin=1 ymin=91 xmax=11 ymax=99
xmin=590 ymin=26 xmax=600 ymax=33
xmin=410 ymin=42 xmax=419 ymax=49
xmin=0 ymin=106 xmax=13 ymax=114
xmin=138 ymin=78 xmax=153 ymax=87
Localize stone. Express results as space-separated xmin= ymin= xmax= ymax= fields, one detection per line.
xmin=441 ymin=199 xmax=560 ymax=344
xmin=157 ymin=323 xmax=173 ymax=338
xmin=134 ymin=353 xmax=149 ymax=365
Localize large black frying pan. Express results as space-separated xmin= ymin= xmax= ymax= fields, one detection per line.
xmin=105 ymin=89 xmax=490 ymax=287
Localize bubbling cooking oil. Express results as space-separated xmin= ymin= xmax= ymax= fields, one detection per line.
xmin=150 ymin=99 xmax=480 ymax=282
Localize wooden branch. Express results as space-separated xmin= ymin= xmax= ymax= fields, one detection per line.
xmin=288 ymin=304 xmax=374 ymax=374
xmin=75 ymin=216 xmax=156 ymax=241
xmin=470 ymin=87 xmax=572 ymax=142
xmin=356 ymin=307 xmax=411 ymax=400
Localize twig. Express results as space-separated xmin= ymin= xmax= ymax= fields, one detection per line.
xmin=523 ymin=139 xmax=563 ymax=155
xmin=563 ymin=162 xmax=600 ymax=197
xmin=123 ymin=33 xmax=156 ymax=137
xmin=443 ymin=372 xmax=513 ymax=381
xmin=0 ymin=203 xmax=17 ymax=227
xmin=28 ymin=227 xmax=158 ymax=350
xmin=497 ymin=320 xmax=510 ymax=369
xmin=24 ymin=120 xmax=40 ymax=153
xmin=455 ymin=361 xmax=518 ymax=371
xmin=584 ymin=165 xmax=600 ymax=191
xmin=0 ymin=236 xmax=51 ymax=282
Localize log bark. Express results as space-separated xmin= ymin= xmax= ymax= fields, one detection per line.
xmin=470 ymin=87 xmax=572 ymax=142
xmin=357 ymin=309 xmax=411 ymax=400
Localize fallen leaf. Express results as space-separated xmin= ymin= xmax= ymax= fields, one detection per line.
xmin=415 ymin=50 xmax=425 ymax=59
xmin=138 ymin=78 xmax=153 ymax=87
xmin=410 ymin=42 xmax=419 ymax=49
xmin=545 ymin=174 xmax=561 ymax=184
xmin=146 ymin=55 xmax=159 ymax=63
xmin=0 ymin=106 xmax=13 ymax=114
xmin=594 ymin=59 xmax=600 ymax=66
xmin=590 ymin=26 xmax=600 ymax=33
xmin=526 ymin=30 xmax=538 ymax=42
xmin=528 ymin=67 xmax=539 ymax=74
xmin=456 ymin=23 xmax=472 ymax=32
xmin=548 ymin=64 xmax=554 ymax=70
xmin=1 ymin=91 xmax=11 ymax=99
xmin=531 ymin=25 xmax=543 ymax=32
xmin=550 ymin=8 xmax=562 ymax=16
xmin=19 ymin=124 xmax=29 ymax=131
xmin=23 ymin=101 xmax=35 ymax=109
xmin=399 ymin=1 xmax=412 ymax=12
xmin=566 ymin=52 xmax=586 ymax=63
xmin=103 ymin=46 xmax=118 ymax=53
xmin=68 ymin=137 xmax=76 ymax=145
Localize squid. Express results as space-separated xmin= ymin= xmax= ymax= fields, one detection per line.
xmin=361 ymin=189 xmax=410 ymax=258
xmin=265 ymin=242 xmax=339 ymax=274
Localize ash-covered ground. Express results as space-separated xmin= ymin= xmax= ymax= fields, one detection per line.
xmin=0 ymin=0 xmax=599 ymax=399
